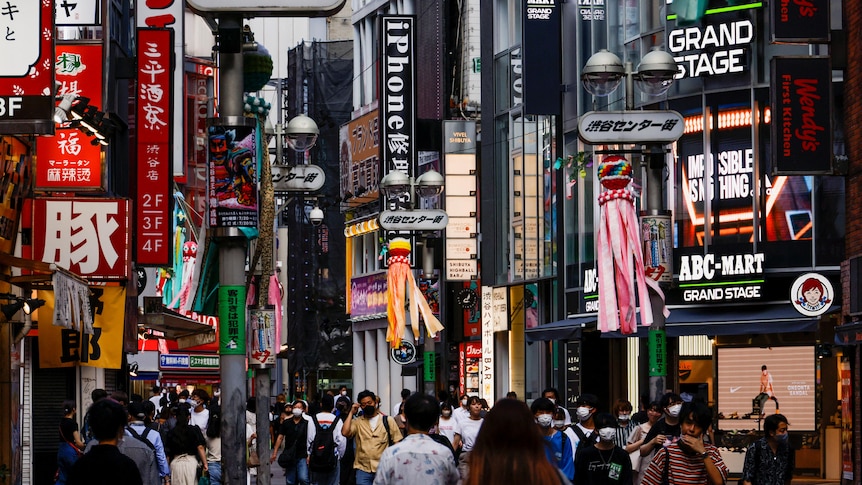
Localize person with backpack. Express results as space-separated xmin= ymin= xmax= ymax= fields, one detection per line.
xmin=341 ymin=390 xmax=402 ymax=485
xmin=374 ymin=393 xmax=459 ymax=485
xmin=571 ymin=394 xmax=601 ymax=455
xmin=532 ymin=397 xmax=574 ymax=481
xmin=740 ymin=414 xmax=794 ymax=485
xmin=126 ymin=400 xmax=171 ymax=483
xmin=307 ymin=394 xmax=346 ymax=485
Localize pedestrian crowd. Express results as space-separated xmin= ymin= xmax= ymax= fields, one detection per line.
xmin=55 ymin=385 xmax=795 ymax=485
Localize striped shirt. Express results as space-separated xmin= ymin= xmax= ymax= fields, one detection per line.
xmin=641 ymin=442 xmax=728 ymax=485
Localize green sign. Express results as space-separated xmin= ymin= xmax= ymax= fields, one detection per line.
xmin=219 ymin=285 xmax=246 ymax=355
xmin=190 ymin=355 xmax=220 ymax=369
xmin=648 ymin=328 xmax=667 ymax=376
xmin=424 ymin=352 xmax=437 ymax=381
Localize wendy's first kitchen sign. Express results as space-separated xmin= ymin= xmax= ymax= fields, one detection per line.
xmin=770 ymin=57 xmax=832 ymax=175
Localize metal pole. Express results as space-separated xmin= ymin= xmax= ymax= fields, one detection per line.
xmin=646 ymin=145 xmax=667 ymax=403
xmin=217 ymin=13 xmax=248 ymax=485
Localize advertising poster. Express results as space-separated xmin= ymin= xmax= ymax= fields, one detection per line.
xmin=37 ymin=286 xmax=126 ymax=369
xmin=249 ymin=307 xmax=275 ymax=366
xmin=716 ymin=346 xmax=815 ymax=431
xmin=207 ymin=123 xmax=258 ymax=227
xmin=349 ymin=272 xmax=388 ymax=319
xmin=459 ymin=341 xmax=481 ymax=396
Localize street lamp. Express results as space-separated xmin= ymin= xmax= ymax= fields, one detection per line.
xmin=580 ymin=47 xmax=680 ymax=404
xmin=379 ymin=169 xmax=445 ymax=210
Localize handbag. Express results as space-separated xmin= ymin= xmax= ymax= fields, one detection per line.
xmin=248 ymin=448 xmax=261 ymax=467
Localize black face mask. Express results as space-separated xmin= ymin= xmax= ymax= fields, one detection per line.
xmin=363 ymin=405 xmax=376 ymax=416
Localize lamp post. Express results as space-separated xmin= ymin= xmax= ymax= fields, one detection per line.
xmin=580 ymin=47 xmax=680 ymax=403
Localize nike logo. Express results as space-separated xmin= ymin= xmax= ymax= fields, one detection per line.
xmin=729 ymin=386 xmax=742 ymax=393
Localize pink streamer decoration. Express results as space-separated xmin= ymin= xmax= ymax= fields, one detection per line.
xmin=596 ymin=161 xmax=669 ymax=334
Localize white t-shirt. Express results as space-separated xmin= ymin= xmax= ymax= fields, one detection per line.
xmin=459 ymin=417 xmax=483 ymax=452
xmin=436 ymin=416 xmax=461 ymax=444
xmin=191 ymin=407 xmax=210 ymax=432
xmin=149 ymin=395 xmax=163 ymax=413
xmin=452 ymin=406 xmax=470 ymax=424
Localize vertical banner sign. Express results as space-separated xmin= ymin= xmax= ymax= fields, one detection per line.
xmin=770 ymin=57 xmax=832 ymax=174
xmin=37 ymin=287 xmax=127 ymax=369
xmin=771 ymin=0 xmax=829 ymax=43
xmin=648 ymin=328 xmax=666 ymax=376
xmin=136 ymin=28 xmax=173 ymax=265
xmin=564 ymin=341 xmax=581 ymax=411
xmin=249 ymin=307 xmax=275 ymax=367
xmin=37 ymin=44 xmax=105 ymax=191
xmin=218 ymin=285 xmax=246 ymax=355
xmin=423 ymin=351 xmax=436 ymax=381
xmin=207 ymin=120 xmax=259 ymax=227
xmin=840 ymin=358 xmax=853 ymax=480
xmin=444 ymin=120 xmax=479 ymax=281
xmin=32 ymin=198 xmax=130 ymax=280
xmin=0 ymin=0 xmax=54 ymax=134
xmin=523 ymin=0 xmax=561 ymax=115
xmin=480 ymin=285 xmax=495 ymax=401
xmin=380 ymin=16 xmax=416 ymax=249
xmin=640 ymin=211 xmax=673 ymax=283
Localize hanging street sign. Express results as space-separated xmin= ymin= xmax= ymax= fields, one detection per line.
xmin=379 ymin=209 xmax=449 ymax=231
xmin=578 ymin=110 xmax=685 ymax=144
xmin=272 ymin=164 xmax=326 ymax=192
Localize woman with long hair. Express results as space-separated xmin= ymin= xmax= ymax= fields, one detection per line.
xmin=165 ymin=404 xmax=208 ymax=485
xmin=464 ymin=398 xmax=570 ymax=485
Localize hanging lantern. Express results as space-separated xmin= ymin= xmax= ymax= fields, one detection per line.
xmin=385 ymin=238 xmax=444 ymax=348
xmin=595 ymin=155 xmax=668 ymax=334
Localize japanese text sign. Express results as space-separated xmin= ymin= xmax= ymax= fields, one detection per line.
xmin=0 ymin=0 xmax=54 ymax=134
xmin=578 ymin=111 xmax=685 ymax=144
xmin=55 ymin=0 xmax=99 ymax=25
xmin=249 ymin=307 xmax=276 ymax=367
xmin=218 ymin=285 xmax=246 ymax=355
xmin=32 ymin=198 xmax=130 ymax=280
xmin=136 ymin=28 xmax=173 ymax=265
xmin=37 ymin=286 xmax=126 ymax=369
xmin=35 ymin=43 xmax=105 ymax=190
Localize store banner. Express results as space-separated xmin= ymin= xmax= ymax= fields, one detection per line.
xmin=349 ymin=272 xmax=388 ymax=318
xmin=771 ymin=0 xmax=829 ymax=44
xmin=136 ymin=28 xmax=173 ymax=265
xmin=0 ymin=137 xmax=30 ymax=254
xmin=341 ymin=110 xmax=380 ymax=203
xmin=522 ymin=0 xmax=561 ymax=115
xmin=206 ymin=120 xmax=258 ymax=227
xmin=31 ymin=197 xmax=130 ymax=280
xmin=218 ymin=285 xmax=246 ymax=355
xmin=36 ymin=43 xmax=105 ymax=191
xmin=55 ymin=0 xmax=99 ymax=25
xmin=770 ymin=57 xmax=832 ymax=174
xmin=0 ymin=0 xmax=54 ymax=134
xmin=37 ymin=286 xmax=126 ymax=369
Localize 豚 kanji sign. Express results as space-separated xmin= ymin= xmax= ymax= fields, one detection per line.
xmin=578 ymin=110 xmax=685 ymax=144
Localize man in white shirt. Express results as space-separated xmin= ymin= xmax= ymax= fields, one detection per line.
xmin=392 ymin=389 xmax=410 ymax=417
xmin=452 ymin=394 xmax=470 ymax=423
xmin=374 ymin=393 xmax=458 ymax=485
xmin=189 ymin=389 xmax=210 ymax=432
xmin=307 ymin=394 xmax=346 ymax=485
xmin=148 ymin=386 xmax=163 ymax=415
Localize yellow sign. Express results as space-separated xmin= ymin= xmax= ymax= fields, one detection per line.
xmin=37 ymin=286 xmax=126 ymax=369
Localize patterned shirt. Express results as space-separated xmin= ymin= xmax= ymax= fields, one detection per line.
xmin=641 ymin=442 xmax=728 ymax=485
xmin=741 ymin=438 xmax=795 ymax=485
xmin=373 ymin=433 xmax=459 ymax=485
xmin=614 ymin=421 xmax=637 ymax=450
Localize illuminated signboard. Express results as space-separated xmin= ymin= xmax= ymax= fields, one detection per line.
xmin=717 ymin=346 xmax=815 ymax=431
xmin=676 ymin=250 xmax=765 ymax=303
xmin=667 ymin=8 xmax=756 ymax=81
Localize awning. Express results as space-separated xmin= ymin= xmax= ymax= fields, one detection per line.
xmin=601 ymin=303 xmax=819 ymax=338
xmin=525 ymin=315 xmax=592 ymax=342
xmin=139 ymin=297 xmax=215 ymax=348
xmin=835 ymin=321 xmax=862 ymax=346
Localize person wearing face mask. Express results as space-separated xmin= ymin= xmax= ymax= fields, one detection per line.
xmin=574 ymin=413 xmax=632 ymax=485
xmin=532 ymin=397 xmax=575 ymax=481
xmin=571 ymin=394 xmax=601 ymax=456
xmin=641 ymin=401 xmax=727 ymax=485
xmin=341 ymin=390 xmax=402 ymax=485
xmin=611 ymin=399 xmax=636 ymax=450
xmin=639 ymin=393 xmax=683 ymax=459
xmin=453 ymin=394 xmax=470 ymax=423
xmin=188 ymin=389 xmax=210 ymax=433
xmin=543 ymin=387 xmax=573 ymax=425
xmin=740 ymin=414 xmax=794 ymax=485
xmin=338 ymin=386 xmax=351 ymax=403
xmin=627 ymin=401 xmax=663 ymax=485
xmin=436 ymin=402 xmax=462 ymax=453
xmin=271 ymin=400 xmax=311 ymax=485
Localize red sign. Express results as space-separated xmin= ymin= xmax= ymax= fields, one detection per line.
xmin=0 ymin=0 xmax=55 ymax=134
xmin=32 ymin=198 xmax=130 ymax=280
xmin=136 ymin=28 xmax=173 ymax=265
xmin=36 ymin=44 xmax=106 ymax=191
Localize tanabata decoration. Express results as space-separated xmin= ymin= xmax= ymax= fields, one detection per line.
xmin=386 ymin=238 xmax=445 ymax=348
xmin=596 ymin=155 xmax=668 ymax=334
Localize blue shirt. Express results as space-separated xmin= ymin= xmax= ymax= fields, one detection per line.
xmin=545 ymin=430 xmax=575 ymax=480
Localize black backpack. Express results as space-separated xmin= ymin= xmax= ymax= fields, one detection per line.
xmin=308 ymin=415 xmax=338 ymax=472
xmin=571 ymin=425 xmax=597 ymax=454
xmin=126 ymin=425 xmax=155 ymax=451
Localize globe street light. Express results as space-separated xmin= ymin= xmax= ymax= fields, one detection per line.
xmin=582 ymin=47 xmax=679 ymax=106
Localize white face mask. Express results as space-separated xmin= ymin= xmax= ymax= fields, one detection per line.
xmin=618 ymin=414 xmax=630 ymax=422
xmin=667 ymin=404 xmax=682 ymax=418
xmin=461 ymin=399 xmax=468 ymax=407
xmin=598 ymin=427 xmax=616 ymax=442
xmin=536 ymin=414 xmax=554 ymax=428
xmin=553 ymin=420 xmax=566 ymax=428
xmin=577 ymin=406 xmax=593 ymax=421
xmin=291 ymin=408 xmax=303 ymax=417
xmin=341 ymin=391 xmax=347 ymax=396
xmin=546 ymin=397 xmax=556 ymax=405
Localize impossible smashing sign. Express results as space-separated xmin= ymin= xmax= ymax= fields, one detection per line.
xmin=578 ymin=111 xmax=684 ymax=144
xmin=770 ymin=57 xmax=832 ymax=174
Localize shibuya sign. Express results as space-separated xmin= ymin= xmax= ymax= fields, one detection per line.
xmin=669 ymin=19 xmax=754 ymax=79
